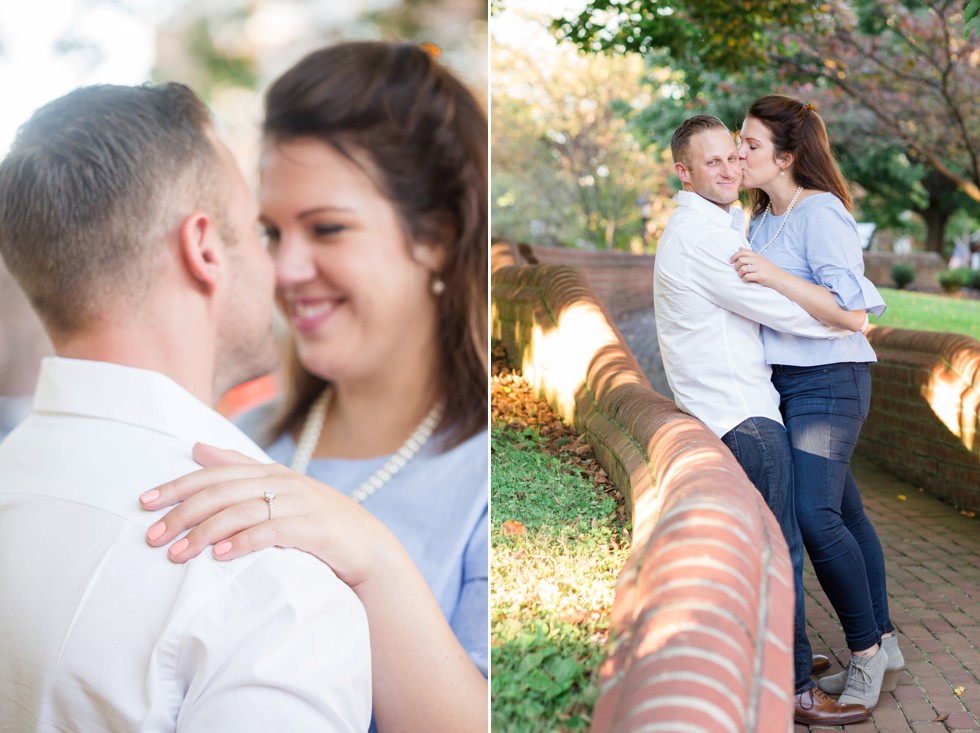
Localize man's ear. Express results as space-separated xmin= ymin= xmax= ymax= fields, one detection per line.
xmin=178 ymin=211 xmax=222 ymax=294
xmin=675 ymin=162 xmax=691 ymax=185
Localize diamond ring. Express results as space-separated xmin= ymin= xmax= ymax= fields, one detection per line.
xmin=262 ymin=491 xmax=276 ymax=520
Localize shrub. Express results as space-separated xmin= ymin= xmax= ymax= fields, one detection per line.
xmin=890 ymin=262 xmax=916 ymax=289
xmin=967 ymin=268 xmax=980 ymax=291
xmin=938 ymin=268 xmax=971 ymax=293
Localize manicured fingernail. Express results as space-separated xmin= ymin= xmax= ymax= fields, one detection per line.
xmin=214 ymin=541 xmax=233 ymax=557
xmin=140 ymin=489 xmax=160 ymax=505
xmin=169 ymin=537 xmax=190 ymax=556
xmin=147 ymin=522 xmax=166 ymax=542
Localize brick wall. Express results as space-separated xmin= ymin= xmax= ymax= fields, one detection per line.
xmin=507 ymin=242 xmax=655 ymax=317
xmin=860 ymin=327 xmax=980 ymax=511
xmin=491 ymin=244 xmax=794 ymax=732
xmin=863 ymin=251 xmax=946 ymax=290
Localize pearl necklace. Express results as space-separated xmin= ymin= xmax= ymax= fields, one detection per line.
xmin=748 ymin=185 xmax=804 ymax=254
xmin=289 ymin=386 xmax=444 ymax=503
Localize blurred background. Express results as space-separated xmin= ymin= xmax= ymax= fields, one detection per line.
xmin=0 ymin=0 xmax=488 ymax=437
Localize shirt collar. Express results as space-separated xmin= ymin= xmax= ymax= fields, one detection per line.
xmin=32 ymin=357 xmax=270 ymax=462
xmin=675 ymin=190 xmax=746 ymax=233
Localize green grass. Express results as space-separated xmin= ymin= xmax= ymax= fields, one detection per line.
xmin=491 ymin=426 xmax=630 ymax=732
xmin=875 ymin=287 xmax=980 ymax=340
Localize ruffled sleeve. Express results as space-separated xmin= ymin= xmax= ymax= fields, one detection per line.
xmin=820 ymin=269 xmax=887 ymax=316
xmin=806 ymin=197 xmax=887 ymax=317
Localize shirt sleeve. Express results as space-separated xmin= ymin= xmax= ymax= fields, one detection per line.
xmin=804 ymin=203 xmax=887 ymax=317
xmin=451 ymin=503 xmax=488 ymax=678
xmin=172 ymin=551 xmax=372 ymax=733
xmin=683 ymin=229 xmax=854 ymax=339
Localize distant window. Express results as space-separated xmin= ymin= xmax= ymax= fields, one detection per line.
xmin=856 ymin=223 xmax=876 ymax=251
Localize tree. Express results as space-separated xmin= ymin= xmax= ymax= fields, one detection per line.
xmin=556 ymin=0 xmax=980 ymax=253
xmin=774 ymin=0 xmax=980 ymax=210
xmin=492 ymin=18 xmax=673 ymax=250
xmin=552 ymin=0 xmax=817 ymax=90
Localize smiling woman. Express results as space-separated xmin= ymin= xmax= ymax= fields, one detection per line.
xmin=139 ymin=40 xmax=489 ymax=733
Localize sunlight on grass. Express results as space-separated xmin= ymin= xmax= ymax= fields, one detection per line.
xmin=491 ymin=427 xmax=630 ymax=732
xmin=877 ymin=288 xmax=980 ymax=340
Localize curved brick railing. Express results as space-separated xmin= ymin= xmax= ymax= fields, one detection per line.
xmin=860 ymin=327 xmax=980 ymax=512
xmin=511 ymin=241 xmax=980 ymax=513
xmin=491 ymin=242 xmax=794 ymax=732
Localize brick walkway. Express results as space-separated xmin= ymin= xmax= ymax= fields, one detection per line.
xmin=614 ymin=306 xmax=980 ymax=732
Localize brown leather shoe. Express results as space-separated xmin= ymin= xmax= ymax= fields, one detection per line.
xmin=811 ymin=654 xmax=832 ymax=675
xmin=794 ymin=687 xmax=870 ymax=725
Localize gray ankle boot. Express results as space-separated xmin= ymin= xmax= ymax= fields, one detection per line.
xmin=837 ymin=645 xmax=888 ymax=709
xmin=818 ymin=634 xmax=905 ymax=695
xmin=881 ymin=634 xmax=905 ymax=690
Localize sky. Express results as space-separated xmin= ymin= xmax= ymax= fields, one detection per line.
xmin=0 ymin=0 xmax=178 ymax=155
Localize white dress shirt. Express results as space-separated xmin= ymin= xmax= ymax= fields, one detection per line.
xmin=654 ymin=191 xmax=851 ymax=437
xmin=0 ymin=357 xmax=371 ymax=732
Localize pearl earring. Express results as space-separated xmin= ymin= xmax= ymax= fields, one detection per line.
xmin=431 ymin=277 xmax=446 ymax=296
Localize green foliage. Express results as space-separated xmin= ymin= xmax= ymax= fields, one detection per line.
xmin=968 ymin=269 xmax=980 ymax=290
xmin=491 ymin=426 xmax=629 ymax=731
xmin=890 ymin=262 xmax=916 ymax=289
xmin=492 ymin=29 xmax=672 ymax=250
xmin=967 ymin=0 xmax=980 ymax=35
xmin=938 ymin=268 xmax=971 ymax=293
xmin=491 ymin=426 xmax=615 ymax=533
xmin=492 ymin=620 xmax=593 ymax=731
xmin=150 ymin=12 xmax=257 ymax=99
xmin=877 ymin=287 xmax=980 ymax=338
xmin=552 ymin=0 xmax=817 ymax=92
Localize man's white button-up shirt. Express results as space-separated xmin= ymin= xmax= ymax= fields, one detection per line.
xmin=0 ymin=357 xmax=371 ymax=732
xmin=654 ymin=191 xmax=850 ymax=437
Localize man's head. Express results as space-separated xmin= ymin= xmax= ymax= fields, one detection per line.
xmin=0 ymin=84 xmax=217 ymax=334
xmin=670 ymin=115 xmax=742 ymax=209
xmin=0 ymin=83 xmax=276 ymax=399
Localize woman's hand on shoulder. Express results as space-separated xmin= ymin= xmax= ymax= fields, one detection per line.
xmin=139 ymin=443 xmax=394 ymax=589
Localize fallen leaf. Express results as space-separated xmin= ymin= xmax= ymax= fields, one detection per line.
xmin=955 ymin=686 xmax=966 ymax=696
xmin=934 ymin=713 xmax=949 ymax=722
xmin=961 ymin=510 xmax=976 ymax=518
xmin=897 ymin=494 xmax=907 ymax=501
xmin=501 ymin=520 xmax=526 ymax=536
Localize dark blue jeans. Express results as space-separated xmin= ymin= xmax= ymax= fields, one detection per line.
xmin=772 ymin=363 xmax=893 ymax=653
xmin=721 ymin=416 xmax=813 ymax=693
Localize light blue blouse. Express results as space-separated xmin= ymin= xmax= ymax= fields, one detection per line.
xmin=748 ymin=192 xmax=887 ymax=366
xmin=239 ymin=406 xmax=489 ymax=681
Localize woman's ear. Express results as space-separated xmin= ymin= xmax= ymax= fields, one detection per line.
xmin=413 ymin=241 xmax=447 ymax=272
xmin=178 ymin=211 xmax=222 ymax=293
xmin=776 ymin=152 xmax=794 ymax=172
xmin=412 ymin=213 xmax=455 ymax=272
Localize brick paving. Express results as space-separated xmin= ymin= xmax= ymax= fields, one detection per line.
xmin=614 ymin=306 xmax=980 ymax=733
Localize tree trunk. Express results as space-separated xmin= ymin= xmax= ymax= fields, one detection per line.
xmin=916 ymin=171 xmax=958 ymax=255
xmin=605 ymin=217 xmax=616 ymax=250
xmin=919 ymin=206 xmax=952 ymax=255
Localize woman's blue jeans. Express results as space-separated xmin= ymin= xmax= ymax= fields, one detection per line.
xmin=721 ymin=416 xmax=813 ymax=693
xmin=772 ymin=362 xmax=893 ymax=653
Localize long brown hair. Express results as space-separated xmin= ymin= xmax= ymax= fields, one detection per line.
xmin=264 ymin=41 xmax=488 ymax=450
xmin=744 ymin=94 xmax=852 ymax=218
